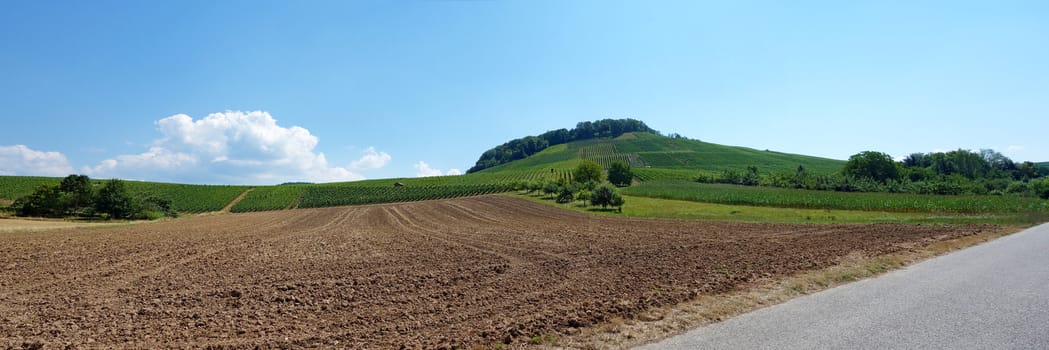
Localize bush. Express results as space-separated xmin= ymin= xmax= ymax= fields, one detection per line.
xmin=13 ymin=184 xmax=66 ymax=218
xmin=590 ymin=184 xmax=619 ymax=209
xmin=556 ymin=187 xmax=575 ymax=204
xmin=1033 ymin=178 xmax=1049 ymax=199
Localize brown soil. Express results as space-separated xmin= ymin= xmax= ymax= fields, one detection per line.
xmin=0 ymin=196 xmax=988 ymax=349
xmin=0 ymin=218 xmax=128 ymax=233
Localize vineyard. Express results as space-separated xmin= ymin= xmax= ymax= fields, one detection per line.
xmin=1 ymin=172 xmax=579 ymax=214
xmin=623 ymin=180 xmax=1049 ymax=214
xmin=230 ymin=185 xmax=306 ymax=212
xmin=0 ymin=176 xmax=59 ymax=200
xmin=299 ymin=183 xmax=514 ymax=208
xmin=122 ymin=182 xmax=249 ymax=213
xmin=230 ymin=170 xmax=575 ymax=212
xmin=0 ymin=176 xmax=248 ymax=213
xmin=633 ymin=168 xmax=709 ymax=182
xmin=577 ymin=141 xmax=646 ymax=168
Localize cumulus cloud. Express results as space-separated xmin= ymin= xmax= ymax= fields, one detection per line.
xmin=0 ymin=145 xmax=74 ymax=176
xmin=84 ymin=111 xmax=378 ymax=184
xmin=350 ymin=147 xmax=392 ymax=170
xmin=414 ymin=161 xmax=461 ymax=177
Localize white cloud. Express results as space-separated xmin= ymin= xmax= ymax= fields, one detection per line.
xmin=414 ymin=161 xmax=461 ymax=177
xmin=0 ymin=145 xmax=74 ymax=176
xmin=85 ymin=111 xmax=369 ymax=184
xmin=350 ymin=146 xmax=391 ymax=170
xmin=1007 ymin=145 xmax=1024 ymax=152
xmin=414 ymin=161 xmax=443 ymax=177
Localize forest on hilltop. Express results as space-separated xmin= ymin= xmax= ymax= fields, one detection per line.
xmin=467 ymin=118 xmax=655 ymax=173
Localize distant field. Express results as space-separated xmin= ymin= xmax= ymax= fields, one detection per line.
xmin=622 ymin=181 xmax=1049 ymax=214
xmin=521 ymin=194 xmax=1040 ymax=225
xmin=0 ymin=176 xmax=248 ymax=213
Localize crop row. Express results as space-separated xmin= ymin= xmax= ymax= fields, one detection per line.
xmin=230 ymin=186 xmax=306 ymax=213
xmin=122 ymin=183 xmax=250 ymax=213
xmin=578 ymin=142 xmax=645 ymax=168
xmin=299 ymin=183 xmax=515 ymax=208
xmin=0 ymin=176 xmax=59 ymax=200
xmin=622 ymin=180 xmax=1049 ymax=214
xmin=633 ymin=168 xmax=710 ymax=182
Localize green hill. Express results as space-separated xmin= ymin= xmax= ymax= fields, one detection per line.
xmin=1038 ymin=162 xmax=1049 ymax=172
xmin=475 ymin=132 xmax=844 ymax=180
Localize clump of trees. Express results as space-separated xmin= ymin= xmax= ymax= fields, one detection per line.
xmin=515 ymin=161 xmax=627 ymax=212
xmin=695 ymin=148 xmax=1049 ymax=198
xmin=468 ymin=118 xmax=655 ymax=173
xmin=13 ymin=175 xmax=177 ymax=220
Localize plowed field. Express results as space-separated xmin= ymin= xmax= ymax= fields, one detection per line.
xmin=1 ymin=196 xmax=987 ymax=349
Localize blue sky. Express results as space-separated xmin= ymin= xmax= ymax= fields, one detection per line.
xmin=1 ymin=1 xmax=1046 ymax=184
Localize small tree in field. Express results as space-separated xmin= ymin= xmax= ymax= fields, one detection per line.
xmin=607 ymin=160 xmax=633 ymax=187
xmin=573 ymin=160 xmax=604 ymax=184
xmin=575 ymin=189 xmax=591 ymax=206
xmin=542 ymin=181 xmax=559 ymax=199
xmin=556 ymin=186 xmax=575 ymax=204
xmin=590 ymin=184 xmax=619 ymax=209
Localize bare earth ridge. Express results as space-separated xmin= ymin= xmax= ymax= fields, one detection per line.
xmin=0 ymin=196 xmax=987 ymax=349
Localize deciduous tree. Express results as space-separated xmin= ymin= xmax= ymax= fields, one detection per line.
xmin=573 ymin=160 xmax=604 ymax=184
xmin=608 ymin=161 xmax=633 ymax=187
xmin=842 ymin=151 xmax=901 ymax=183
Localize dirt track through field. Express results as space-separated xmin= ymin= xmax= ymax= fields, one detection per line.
xmin=0 ymin=196 xmax=987 ymax=349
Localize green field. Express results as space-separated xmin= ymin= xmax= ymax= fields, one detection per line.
xmin=230 ymin=186 xmax=305 ymax=212
xmin=622 ymin=180 xmax=1049 ymax=214
xmin=2 ymin=128 xmax=1045 ymax=226
xmin=0 ymin=171 xmax=566 ymax=214
xmin=516 ymin=194 xmax=1041 ymax=225
xmin=0 ymin=176 xmax=248 ymax=213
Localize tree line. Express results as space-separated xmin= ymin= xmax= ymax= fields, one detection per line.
xmin=467 ymin=118 xmax=655 ymax=173
xmin=515 ymin=160 xmax=633 ymax=211
xmin=12 ymin=175 xmax=178 ymax=220
xmin=698 ymin=149 xmax=1049 ymax=198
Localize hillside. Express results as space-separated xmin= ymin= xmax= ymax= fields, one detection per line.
xmin=1039 ymin=162 xmax=1049 ymax=172
xmin=475 ymin=131 xmax=844 ymax=177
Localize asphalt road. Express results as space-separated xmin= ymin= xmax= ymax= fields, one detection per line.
xmin=637 ymin=223 xmax=1049 ymax=350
